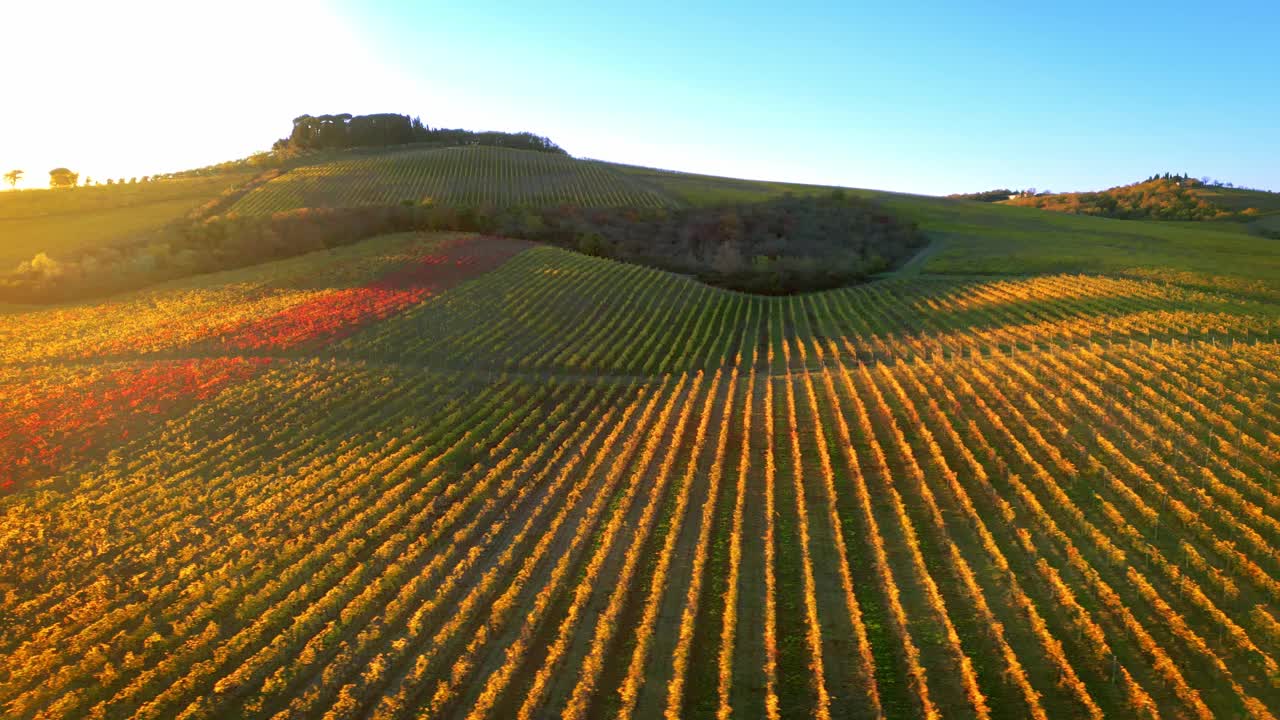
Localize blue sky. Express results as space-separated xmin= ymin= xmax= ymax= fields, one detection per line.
xmin=2 ymin=0 xmax=1277 ymax=194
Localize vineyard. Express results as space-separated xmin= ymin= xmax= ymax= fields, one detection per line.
xmin=229 ymin=147 xmax=676 ymax=214
xmin=3 ymin=231 xmax=1280 ymax=718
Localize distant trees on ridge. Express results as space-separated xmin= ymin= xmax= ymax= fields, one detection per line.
xmin=955 ymin=173 xmax=1274 ymax=220
xmin=274 ymin=113 xmax=566 ymax=155
xmin=48 ymin=168 xmax=79 ymax=189
xmin=947 ymin=189 xmax=1016 ymax=203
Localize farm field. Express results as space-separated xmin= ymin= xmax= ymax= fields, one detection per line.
xmin=3 ymin=231 xmax=1280 ymax=718
xmin=0 ymin=174 xmax=255 ymax=269
xmin=229 ymin=146 xmax=675 ymax=214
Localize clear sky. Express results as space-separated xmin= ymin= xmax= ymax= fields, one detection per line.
xmin=2 ymin=0 xmax=1277 ymax=194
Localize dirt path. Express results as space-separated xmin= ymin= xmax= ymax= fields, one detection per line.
xmin=870 ymin=237 xmax=944 ymax=280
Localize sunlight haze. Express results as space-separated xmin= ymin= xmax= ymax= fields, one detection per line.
xmin=0 ymin=0 xmax=417 ymax=188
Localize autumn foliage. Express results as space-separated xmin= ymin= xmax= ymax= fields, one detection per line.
xmin=1002 ymin=176 xmax=1256 ymax=220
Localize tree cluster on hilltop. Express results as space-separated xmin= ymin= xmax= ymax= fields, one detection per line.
xmin=954 ymin=173 xmax=1275 ymax=217
xmin=1002 ymin=175 xmax=1256 ymax=220
xmin=274 ymin=113 xmax=566 ymax=155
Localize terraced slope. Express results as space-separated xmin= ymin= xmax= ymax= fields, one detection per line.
xmin=230 ymin=146 xmax=676 ymax=214
xmin=3 ymin=233 xmax=1280 ymax=719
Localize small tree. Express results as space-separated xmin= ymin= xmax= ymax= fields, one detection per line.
xmin=49 ymin=168 xmax=79 ymax=188
xmin=4 ymin=169 xmax=23 ymax=188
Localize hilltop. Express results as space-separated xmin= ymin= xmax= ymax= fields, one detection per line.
xmin=999 ymin=174 xmax=1280 ymax=221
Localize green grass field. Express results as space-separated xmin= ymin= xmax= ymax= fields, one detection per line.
xmin=868 ymin=191 xmax=1280 ymax=282
xmin=0 ymin=174 xmax=253 ymax=269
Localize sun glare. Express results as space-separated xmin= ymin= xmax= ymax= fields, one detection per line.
xmin=0 ymin=0 xmax=419 ymax=190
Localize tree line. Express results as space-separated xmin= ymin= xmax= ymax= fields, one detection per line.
xmin=2 ymin=192 xmax=923 ymax=301
xmin=948 ymin=188 xmax=1057 ymax=202
xmin=2 ymin=167 xmax=222 ymax=190
xmin=948 ymin=189 xmax=1016 ymax=203
xmin=274 ymin=113 xmax=566 ymax=155
xmin=4 ymin=168 xmax=88 ymax=189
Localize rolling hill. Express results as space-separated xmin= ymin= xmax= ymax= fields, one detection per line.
xmin=998 ymin=176 xmax=1280 ymax=230
xmin=3 ymin=142 xmax=1280 ymax=719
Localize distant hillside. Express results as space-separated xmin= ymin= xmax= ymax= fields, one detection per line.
xmin=230 ymin=146 xmax=676 ymax=214
xmin=1000 ymin=175 xmax=1278 ymax=221
xmin=0 ymin=173 xmax=254 ymax=269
